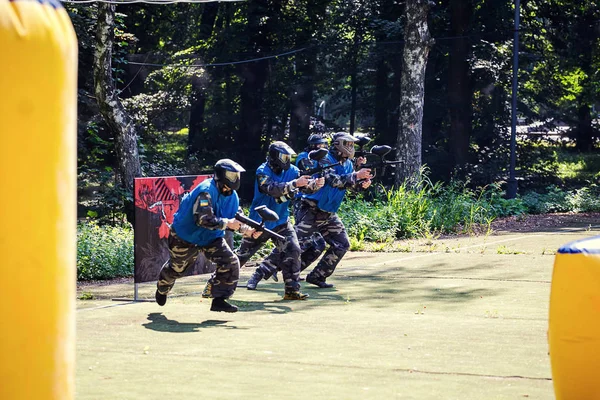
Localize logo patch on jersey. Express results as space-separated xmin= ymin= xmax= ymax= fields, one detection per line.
xmin=258 ymin=175 xmax=269 ymax=186
xmin=199 ymin=199 xmax=209 ymax=207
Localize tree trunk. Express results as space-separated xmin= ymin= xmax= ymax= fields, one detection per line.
xmin=289 ymin=0 xmax=325 ymax=149
xmin=374 ymin=47 xmax=390 ymax=140
xmin=94 ymin=3 xmax=142 ymax=224
xmin=349 ymin=52 xmax=358 ymax=135
xmin=575 ymin=102 xmax=593 ymax=152
xmin=448 ymin=0 xmax=472 ymax=173
xmin=289 ymin=51 xmax=315 ymax=148
xmin=187 ymin=3 xmax=220 ymax=157
xmin=395 ymin=0 xmax=433 ymax=185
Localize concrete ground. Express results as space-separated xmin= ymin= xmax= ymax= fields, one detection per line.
xmin=76 ymin=223 xmax=599 ymax=399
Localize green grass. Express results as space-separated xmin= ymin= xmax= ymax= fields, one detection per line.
xmin=77 ymin=226 xmax=597 ymax=400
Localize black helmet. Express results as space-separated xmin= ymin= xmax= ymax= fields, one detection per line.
xmin=331 ymin=132 xmax=358 ymax=158
xmin=214 ymin=159 xmax=245 ymax=191
xmin=268 ymin=141 xmax=296 ymax=171
xmin=307 ymin=134 xmax=328 ymax=148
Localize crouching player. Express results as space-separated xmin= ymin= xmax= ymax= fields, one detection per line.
xmin=238 ymin=141 xmax=324 ymax=299
xmin=296 ymin=133 xmax=372 ymax=288
xmin=155 ymin=159 xmax=260 ymax=313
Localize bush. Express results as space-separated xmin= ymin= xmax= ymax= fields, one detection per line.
xmin=520 ymin=185 xmax=571 ymax=214
xmin=339 ymin=170 xmax=526 ymax=242
xmin=77 ymin=220 xmax=134 ymax=280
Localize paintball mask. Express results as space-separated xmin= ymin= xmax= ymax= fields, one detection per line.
xmin=214 ymin=158 xmax=245 ymax=192
xmin=268 ymin=141 xmax=296 ymax=171
xmin=331 ymin=132 xmax=358 ymax=159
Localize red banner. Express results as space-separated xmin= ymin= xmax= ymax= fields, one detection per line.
xmin=134 ymin=175 xmax=214 ymax=283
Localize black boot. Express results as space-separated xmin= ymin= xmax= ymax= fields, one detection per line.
xmin=246 ymin=269 xmax=264 ymax=290
xmin=306 ymin=274 xmax=334 ymax=288
xmin=155 ymin=290 xmax=167 ymax=306
xmin=283 ymin=290 xmax=309 ymax=300
xmin=210 ymin=297 xmax=238 ymax=313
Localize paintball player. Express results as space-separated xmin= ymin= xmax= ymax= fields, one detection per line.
xmin=235 ymin=141 xmax=324 ymax=298
xmin=293 ymin=134 xmax=330 ymax=274
xmin=155 ymin=159 xmax=260 ymax=313
xmin=295 ymin=132 xmax=372 ymax=288
xmin=296 ymin=134 xmax=329 ymax=173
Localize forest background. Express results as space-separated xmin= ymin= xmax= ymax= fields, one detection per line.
xmin=70 ymin=0 xmax=600 ymax=280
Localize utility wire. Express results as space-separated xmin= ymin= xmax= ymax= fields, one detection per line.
xmin=122 ymin=28 xmax=531 ymax=69
xmin=127 ymin=48 xmax=307 ymax=68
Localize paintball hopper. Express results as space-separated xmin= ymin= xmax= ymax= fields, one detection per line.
xmin=356 ymin=135 xmax=372 ymax=148
xmin=254 ymin=205 xmax=279 ymax=223
xmin=370 ymin=145 xmax=392 ymax=157
xmin=308 ymin=148 xmax=328 ymax=161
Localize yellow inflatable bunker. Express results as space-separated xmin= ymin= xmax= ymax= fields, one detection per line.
xmin=0 ymin=0 xmax=77 ymax=398
xmin=549 ymin=236 xmax=600 ymax=400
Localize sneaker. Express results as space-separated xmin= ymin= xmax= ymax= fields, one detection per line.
xmin=283 ymin=291 xmax=309 ymax=300
xmin=210 ymin=297 xmax=238 ymax=313
xmin=246 ymin=270 xmax=264 ymax=290
xmin=271 ymin=271 xmax=279 ymax=282
xmin=155 ymin=290 xmax=167 ymax=306
xmin=201 ymin=281 xmax=212 ymax=298
xmin=306 ymin=274 xmax=334 ymax=288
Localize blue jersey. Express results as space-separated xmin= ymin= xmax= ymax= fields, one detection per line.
xmin=303 ymin=152 xmax=353 ymax=213
xmin=249 ymin=163 xmax=300 ymax=230
xmin=294 ymin=152 xmax=313 ymax=200
xmin=172 ymin=178 xmax=239 ymax=246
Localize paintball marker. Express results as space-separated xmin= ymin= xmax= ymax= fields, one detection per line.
xmin=360 ymin=145 xmax=403 ymax=178
xmin=354 ymin=135 xmax=372 ymax=158
xmin=300 ymin=148 xmax=342 ymax=176
xmin=235 ymin=205 xmax=285 ymax=241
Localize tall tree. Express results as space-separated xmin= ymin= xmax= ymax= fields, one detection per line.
xmin=536 ymin=0 xmax=600 ymax=151
xmin=288 ymin=0 xmax=328 ymax=147
xmin=447 ymin=0 xmax=472 ymax=173
xmin=187 ymin=3 xmax=220 ymax=158
xmin=396 ymin=0 xmax=433 ymax=184
xmin=236 ymin=0 xmax=280 ymax=196
xmin=94 ymin=3 xmax=142 ymax=223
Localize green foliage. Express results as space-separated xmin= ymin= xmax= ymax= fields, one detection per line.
xmin=520 ymin=185 xmax=571 ymax=214
xmin=78 ymin=291 xmax=95 ymax=300
xmin=339 ymin=169 xmax=526 ymax=242
xmin=77 ymin=220 xmax=134 ymax=280
xmin=78 ymin=167 xmax=130 ymax=224
xmin=520 ymin=184 xmax=600 ymax=214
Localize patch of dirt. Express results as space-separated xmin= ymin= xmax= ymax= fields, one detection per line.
xmin=78 ymin=277 xmax=132 ymax=289
xmin=490 ymin=212 xmax=600 ymax=233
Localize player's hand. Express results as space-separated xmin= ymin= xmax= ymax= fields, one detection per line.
xmin=244 ymin=228 xmax=262 ymax=239
xmin=355 ymin=156 xmax=367 ymax=167
xmin=295 ymin=175 xmax=310 ymax=188
xmin=360 ymin=179 xmax=372 ymax=189
xmin=313 ymin=177 xmax=325 ymax=189
xmin=356 ymin=168 xmax=372 ymax=180
xmin=226 ymin=219 xmax=242 ymax=231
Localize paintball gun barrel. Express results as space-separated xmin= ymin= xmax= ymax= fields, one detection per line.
xmin=234 ymin=205 xmax=285 ymax=241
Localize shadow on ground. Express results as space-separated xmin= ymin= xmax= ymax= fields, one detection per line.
xmin=143 ymin=313 xmax=245 ymax=332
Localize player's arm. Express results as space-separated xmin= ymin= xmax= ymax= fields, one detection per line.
xmin=257 ymin=173 xmax=300 ymax=203
xmin=192 ymin=192 xmax=229 ymax=230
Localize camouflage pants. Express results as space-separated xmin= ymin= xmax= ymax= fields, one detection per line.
xmin=295 ymin=199 xmax=350 ymax=280
xmin=157 ymin=231 xmax=239 ymax=299
xmin=292 ymin=198 xmax=327 ymax=265
xmin=236 ymin=221 xmax=301 ymax=291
